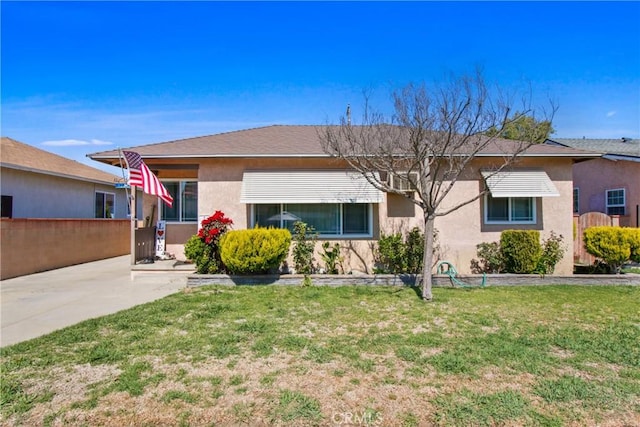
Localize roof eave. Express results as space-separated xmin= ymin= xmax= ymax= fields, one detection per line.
xmin=90 ymin=152 xmax=602 ymax=161
xmin=602 ymin=154 xmax=640 ymax=163
xmin=89 ymin=153 xmax=333 ymax=160
xmin=1 ymin=163 xmax=123 ymax=186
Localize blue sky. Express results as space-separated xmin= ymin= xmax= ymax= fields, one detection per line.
xmin=2 ymin=1 xmax=639 ymax=174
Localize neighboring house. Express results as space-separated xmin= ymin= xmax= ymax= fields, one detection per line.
xmin=90 ymin=125 xmax=598 ymax=275
xmin=546 ymin=138 xmax=639 ymax=227
xmin=1 ymin=137 xmax=128 ymax=219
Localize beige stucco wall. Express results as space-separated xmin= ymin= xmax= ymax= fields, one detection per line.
xmin=160 ymin=156 xmax=575 ymax=274
xmin=430 ymin=158 xmax=575 ymax=275
xmin=573 ymin=158 xmax=640 ymax=227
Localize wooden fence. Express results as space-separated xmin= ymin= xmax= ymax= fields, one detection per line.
xmin=573 ymin=212 xmax=620 ymax=266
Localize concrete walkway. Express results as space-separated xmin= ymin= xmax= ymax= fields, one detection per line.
xmin=1 ymin=255 xmax=187 ymax=347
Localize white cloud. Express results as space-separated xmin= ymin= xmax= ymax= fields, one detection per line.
xmin=41 ymin=138 xmax=113 ymax=146
xmin=606 ymin=111 xmax=617 ymax=118
xmin=90 ymin=139 xmax=113 ymax=145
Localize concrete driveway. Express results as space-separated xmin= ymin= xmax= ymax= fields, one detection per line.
xmin=1 ymin=255 xmax=187 ymax=347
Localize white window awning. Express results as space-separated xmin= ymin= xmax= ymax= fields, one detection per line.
xmin=240 ymin=170 xmax=383 ymax=204
xmin=481 ymin=170 xmax=560 ymax=198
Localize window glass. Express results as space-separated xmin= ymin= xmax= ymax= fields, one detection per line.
xmin=106 ymin=194 xmax=115 ymax=217
xmin=1 ymin=195 xmax=13 ymax=218
xmin=251 ymin=203 xmax=371 ymax=236
xmin=161 ymin=181 xmax=197 ymax=222
xmin=344 ymin=203 xmax=369 ymax=234
xmin=486 ymin=195 xmax=509 ymax=222
xmin=606 ymin=189 xmax=625 ymax=215
xmin=162 ymin=182 xmax=180 ymax=221
xmin=608 ymin=206 xmax=625 ymax=215
xmin=573 ymin=188 xmax=579 ymax=213
xmin=485 ymin=194 xmax=535 ymax=224
xmin=95 ymin=191 xmax=115 ymax=218
xmin=254 ymin=204 xmax=280 ymax=227
xmin=511 ymin=198 xmax=533 ymax=222
xmin=607 ymin=189 xmax=624 ymax=206
xmin=182 ymin=182 xmax=198 ymax=221
xmin=287 ymin=203 xmax=340 ymax=235
xmin=95 ymin=192 xmax=105 ymax=218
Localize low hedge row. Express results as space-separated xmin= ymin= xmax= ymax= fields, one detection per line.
xmin=473 ymin=230 xmax=565 ymax=274
xmin=583 ymin=226 xmax=640 ymax=272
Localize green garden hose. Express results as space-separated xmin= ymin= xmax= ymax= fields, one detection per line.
xmin=436 ymin=261 xmax=487 ymax=288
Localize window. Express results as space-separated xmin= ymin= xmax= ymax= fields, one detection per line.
xmin=573 ymin=188 xmax=579 ymax=214
xmin=389 ymin=172 xmax=420 ymax=192
xmin=162 ymin=181 xmax=198 ymax=222
xmin=485 ymin=194 xmax=536 ymax=224
xmin=1 ymin=195 xmax=13 ymax=218
xmin=252 ymin=203 xmax=373 ymax=237
xmin=95 ymin=191 xmax=115 ymax=218
xmin=606 ymin=188 xmax=625 ymax=215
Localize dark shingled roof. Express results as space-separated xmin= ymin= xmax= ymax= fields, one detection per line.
xmin=1 ymin=137 xmax=122 ymax=184
xmin=546 ymin=137 xmax=640 ymax=159
xmin=89 ymin=125 xmax=601 ymax=162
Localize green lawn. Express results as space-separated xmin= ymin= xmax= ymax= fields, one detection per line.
xmin=2 ymin=285 xmax=639 ymax=426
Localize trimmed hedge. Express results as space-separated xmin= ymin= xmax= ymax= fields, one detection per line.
xmin=500 ymin=230 xmax=542 ymax=274
xmin=584 ymin=226 xmax=640 ymax=272
xmin=629 ymin=228 xmax=640 ymax=263
xmin=220 ymin=228 xmax=291 ymax=274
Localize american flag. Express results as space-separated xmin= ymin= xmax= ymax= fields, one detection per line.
xmin=122 ymin=151 xmax=173 ymax=207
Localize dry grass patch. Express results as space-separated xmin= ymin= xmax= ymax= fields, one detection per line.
xmin=2 ymin=285 xmax=638 ymax=426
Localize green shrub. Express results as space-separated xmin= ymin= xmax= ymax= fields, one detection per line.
xmin=471 ymin=241 xmax=504 ymax=274
xmin=473 ymin=231 xmax=565 ymax=275
xmin=291 ymin=221 xmax=317 ymax=275
xmin=583 ymin=226 xmax=637 ymax=273
xmin=375 ymin=232 xmax=406 ymax=274
xmin=627 ymin=228 xmax=640 ymax=263
xmin=220 ymin=228 xmax=291 ymax=274
xmin=500 ymin=230 xmax=542 ymax=274
xmin=405 ymin=227 xmax=425 ymax=274
xmin=374 ymin=227 xmax=431 ymax=274
xmin=320 ymin=242 xmax=342 ymax=274
xmin=536 ymin=231 xmax=566 ymax=274
xmin=183 ymin=211 xmax=233 ymax=273
xmin=184 ymin=235 xmax=218 ymax=274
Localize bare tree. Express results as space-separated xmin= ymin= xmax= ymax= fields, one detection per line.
xmin=320 ymin=70 xmax=555 ymax=301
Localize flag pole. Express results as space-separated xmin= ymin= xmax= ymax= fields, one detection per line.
xmin=118 ymin=148 xmax=137 ymax=266
xmin=130 ymin=188 xmax=137 ymax=266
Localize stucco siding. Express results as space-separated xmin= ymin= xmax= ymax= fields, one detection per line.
xmin=378 ymin=158 xmax=575 ymax=275
xmin=574 ymin=158 xmax=640 ymax=227
xmin=1 ymin=167 xmax=128 ymax=219
xmin=150 ymin=157 xmax=575 ymax=274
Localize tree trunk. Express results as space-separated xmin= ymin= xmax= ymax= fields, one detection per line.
xmin=421 ymin=214 xmax=435 ymax=301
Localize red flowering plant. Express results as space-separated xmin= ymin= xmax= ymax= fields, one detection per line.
xmin=198 ymin=210 xmax=234 ymax=245
xmin=184 ymin=210 xmax=233 ymax=273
